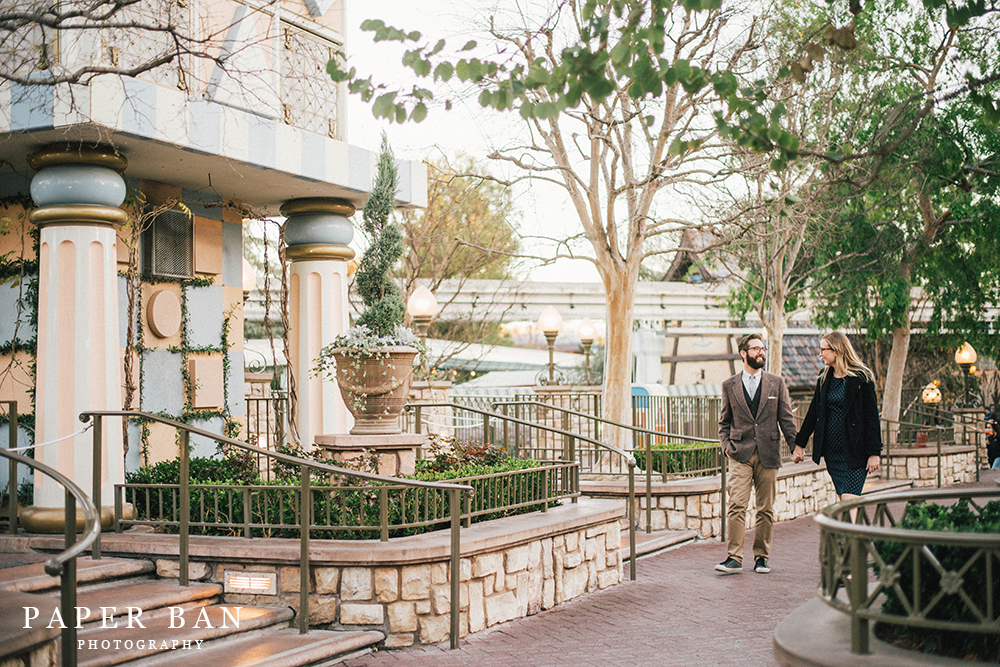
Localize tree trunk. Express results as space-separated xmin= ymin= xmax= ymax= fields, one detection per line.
xmin=602 ymin=268 xmax=639 ymax=453
xmin=881 ymin=322 xmax=911 ymax=447
xmin=763 ymin=299 xmax=786 ymax=377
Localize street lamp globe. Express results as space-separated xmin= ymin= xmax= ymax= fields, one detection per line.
xmin=578 ymin=318 xmax=596 ymax=385
xmin=920 ymin=381 xmax=942 ymax=404
xmin=538 ymin=306 xmax=564 ymax=335
xmin=955 ymin=342 xmax=977 ymax=370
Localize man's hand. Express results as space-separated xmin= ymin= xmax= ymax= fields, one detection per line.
xmin=792 ymin=445 xmax=806 ymax=463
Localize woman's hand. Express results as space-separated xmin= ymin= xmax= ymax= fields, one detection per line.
xmin=867 ymin=455 xmax=881 ymax=474
xmin=792 ymin=446 xmax=806 ymax=463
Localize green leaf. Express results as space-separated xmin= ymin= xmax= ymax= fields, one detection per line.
xmin=433 ymin=62 xmax=454 ymax=82
xmin=410 ymin=103 xmax=427 ymax=122
xmin=461 ymin=40 xmax=477 ymax=51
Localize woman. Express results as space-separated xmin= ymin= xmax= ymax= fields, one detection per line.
xmin=792 ymin=332 xmax=882 ymax=502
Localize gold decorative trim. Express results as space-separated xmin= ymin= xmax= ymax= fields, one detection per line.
xmin=279 ymin=198 xmax=356 ymax=218
xmin=19 ymin=504 xmax=135 ymax=533
xmin=29 ymin=205 xmax=129 ymax=227
xmin=28 ymin=144 xmax=128 ymax=172
xmin=284 ymin=244 xmax=356 ymax=261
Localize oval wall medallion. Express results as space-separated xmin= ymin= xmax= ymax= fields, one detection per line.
xmin=148 ymin=290 xmax=182 ymax=338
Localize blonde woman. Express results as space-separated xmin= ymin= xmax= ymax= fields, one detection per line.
xmin=792 ymin=332 xmax=882 ymax=501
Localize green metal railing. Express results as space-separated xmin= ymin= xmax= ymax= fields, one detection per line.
xmin=81 ymin=410 xmax=475 ymax=650
xmin=406 ymin=401 xmax=640 ymax=580
xmin=814 ymin=488 xmax=1000 ymax=655
xmin=3 ymin=400 xmax=18 ymax=535
xmin=879 ymin=417 xmax=982 ymax=486
xmin=118 ymin=461 xmax=578 ymax=539
xmin=491 ymin=400 xmax=722 ymax=539
xmin=1 ymin=403 xmax=100 ymax=667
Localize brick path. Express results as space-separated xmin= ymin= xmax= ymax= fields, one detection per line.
xmin=343 ymin=516 xmax=822 ymax=667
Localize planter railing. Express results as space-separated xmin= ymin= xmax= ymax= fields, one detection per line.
xmin=405 ymin=401 xmax=640 ymax=580
xmin=118 ymin=461 xmax=577 ymax=539
xmin=81 ymin=410 xmax=474 ymax=649
xmin=879 ymin=417 xmax=981 ymax=486
xmin=2 ymin=402 xmax=100 ymax=667
xmin=814 ymin=488 xmax=1000 ymax=655
xmin=490 ymin=400 xmax=722 ymax=539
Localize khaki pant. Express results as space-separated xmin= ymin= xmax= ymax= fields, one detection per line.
xmin=725 ymin=450 xmax=777 ymax=563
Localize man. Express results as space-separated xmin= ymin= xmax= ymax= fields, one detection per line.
xmin=715 ymin=333 xmax=797 ymax=574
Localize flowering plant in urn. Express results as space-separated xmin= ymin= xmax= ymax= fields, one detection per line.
xmin=313 ymin=137 xmax=421 ymax=434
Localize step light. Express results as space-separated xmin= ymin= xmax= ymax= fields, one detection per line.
xmin=224 ymin=570 xmax=277 ymax=595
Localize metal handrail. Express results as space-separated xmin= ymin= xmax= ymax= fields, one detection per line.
xmin=0 ymin=448 xmax=100 ymax=667
xmin=3 ymin=400 xmax=18 ymax=535
xmin=406 ymin=401 xmax=640 ymax=581
xmin=879 ymin=416 xmax=980 ymax=486
xmin=80 ymin=410 xmax=474 ymax=650
xmin=491 ymin=400 xmax=720 ymax=540
xmin=814 ymin=488 xmax=1000 ymax=654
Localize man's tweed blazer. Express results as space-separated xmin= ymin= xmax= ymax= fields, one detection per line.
xmin=718 ymin=371 xmax=798 ymax=469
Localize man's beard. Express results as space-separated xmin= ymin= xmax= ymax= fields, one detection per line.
xmin=747 ymin=355 xmax=765 ymax=370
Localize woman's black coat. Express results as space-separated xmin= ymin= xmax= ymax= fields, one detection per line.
xmin=794 ymin=368 xmax=883 ymax=469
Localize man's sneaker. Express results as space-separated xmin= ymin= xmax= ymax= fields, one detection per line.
xmin=754 ymin=557 xmax=771 ymax=574
xmin=715 ymin=557 xmax=742 ymax=573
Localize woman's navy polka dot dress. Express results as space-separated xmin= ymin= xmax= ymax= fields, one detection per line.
xmin=824 ymin=376 xmax=868 ymax=495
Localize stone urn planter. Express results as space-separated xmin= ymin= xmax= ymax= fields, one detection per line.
xmin=331 ymin=345 xmax=419 ymax=435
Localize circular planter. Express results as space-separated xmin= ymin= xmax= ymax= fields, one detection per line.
xmin=330 ymin=345 xmax=418 ymax=435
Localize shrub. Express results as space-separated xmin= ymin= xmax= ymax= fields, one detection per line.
xmin=415 ymin=435 xmax=508 ymax=473
xmin=631 ymin=440 xmax=718 ymax=476
xmin=874 ymin=499 xmax=1000 ymax=661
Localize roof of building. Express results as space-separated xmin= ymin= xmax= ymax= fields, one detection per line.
xmin=781 ymin=334 xmax=824 ymax=390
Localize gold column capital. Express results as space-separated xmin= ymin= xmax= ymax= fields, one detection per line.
xmin=284 ymin=244 xmax=356 ymax=261
xmin=28 ymin=143 xmax=128 ymax=172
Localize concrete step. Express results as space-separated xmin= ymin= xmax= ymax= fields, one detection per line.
xmin=134 ymin=628 xmax=385 ymax=667
xmin=0 ymin=556 xmax=155 ymax=593
xmin=862 ymin=477 xmax=914 ymax=495
xmin=75 ymin=605 xmax=295 ymax=667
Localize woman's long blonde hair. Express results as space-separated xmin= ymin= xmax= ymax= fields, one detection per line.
xmin=821 ymin=331 xmax=876 ymax=383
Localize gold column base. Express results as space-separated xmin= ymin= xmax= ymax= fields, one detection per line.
xmin=18 ymin=504 xmax=135 ymax=534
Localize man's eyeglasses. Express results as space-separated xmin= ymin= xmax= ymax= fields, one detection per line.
xmin=746 ymin=345 xmax=766 ymax=353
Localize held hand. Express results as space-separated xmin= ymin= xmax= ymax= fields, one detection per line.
xmin=791 ymin=446 xmax=806 ymax=464
xmin=867 ymin=455 xmax=881 ymax=474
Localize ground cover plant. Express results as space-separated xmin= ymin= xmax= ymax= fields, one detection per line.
xmin=874 ymin=498 xmax=1000 ymax=662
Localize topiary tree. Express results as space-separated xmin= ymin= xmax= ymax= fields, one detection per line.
xmin=355 ymin=135 xmax=405 ymax=338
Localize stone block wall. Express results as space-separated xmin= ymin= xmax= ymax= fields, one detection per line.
xmin=187 ymin=517 xmax=622 ymax=648
xmin=884 ymin=447 xmax=977 ymax=487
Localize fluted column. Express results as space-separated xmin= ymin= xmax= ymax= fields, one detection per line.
xmin=281 ymin=198 xmax=355 ymax=448
xmin=22 ymin=144 xmax=127 ymax=529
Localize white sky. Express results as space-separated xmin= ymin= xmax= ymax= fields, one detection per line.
xmin=342 ymin=0 xmax=603 ymax=284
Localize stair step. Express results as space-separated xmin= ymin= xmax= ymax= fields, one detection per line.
xmin=0 ymin=557 xmax=154 ymax=593
xmin=135 ymin=629 xmax=385 ymax=667
xmin=75 ymin=605 xmax=294 ymax=667
xmin=23 ymin=579 xmax=222 ymax=628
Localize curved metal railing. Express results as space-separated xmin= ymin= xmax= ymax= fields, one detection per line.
xmin=80 ymin=410 xmax=474 ymax=649
xmin=490 ymin=400 xmax=721 ymax=538
xmin=405 ymin=401 xmax=640 ymax=580
xmin=0 ymin=436 xmax=100 ymax=667
xmin=814 ymin=488 xmax=1000 ymax=655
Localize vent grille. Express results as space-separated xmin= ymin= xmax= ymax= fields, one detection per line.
xmin=143 ymin=209 xmax=193 ymax=279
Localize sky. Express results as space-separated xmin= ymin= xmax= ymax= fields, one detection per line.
xmin=342 ymin=0 xmax=603 ymax=284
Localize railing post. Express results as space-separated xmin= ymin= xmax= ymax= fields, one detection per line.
xmin=449 ymin=488 xmax=461 ymax=649
xmin=6 ymin=401 xmax=17 ymax=535
xmin=114 ymin=486 xmax=122 ymax=534
xmin=628 ymin=460 xmax=636 ymax=581
xmin=91 ymin=414 xmax=103 ymax=559
xmin=645 ymin=435 xmax=652 ymax=534
xmin=849 ymin=534 xmax=870 ymax=654
xmin=243 ymin=488 xmax=252 ymax=538
xmin=542 ymin=467 xmax=549 ymax=513
xmin=379 ymin=487 xmax=389 ymax=542
xmin=569 ymin=437 xmax=577 ymax=503
xmin=62 ymin=489 xmax=78 ymax=667
xmin=300 ymin=464 xmax=310 ymax=634
xmin=936 ymin=426 xmax=943 ymax=488
xmin=720 ymin=452 xmax=727 ymax=543
xmin=179 ymin=430 xmax=190 ymax=587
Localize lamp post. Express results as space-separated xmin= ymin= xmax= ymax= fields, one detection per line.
xmin=538 ymin=306 xmax=564 ymax=385
xmin=954 ymin=342 xmax=980 ymax=408
xmin=407 ymin=286 xmax=439 ymax=376
xmin=578 ymin=318 xmax=596 ymax=385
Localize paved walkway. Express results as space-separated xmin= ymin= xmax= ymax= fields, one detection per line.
xmin=343 ymin=516 xmax=821 ymax=667
xmin=345 ymin=469 xmax=999 ymax=667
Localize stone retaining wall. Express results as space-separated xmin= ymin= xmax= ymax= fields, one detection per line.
xmin=144 ymin=500 xmax=624 ymax=649
xmin=884 ymin=446 xmax=978 ymax=487
xmin=588 ymin=447 xmax=978 ymax=539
